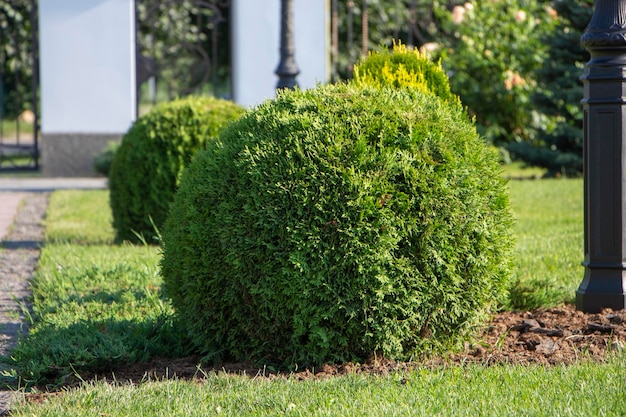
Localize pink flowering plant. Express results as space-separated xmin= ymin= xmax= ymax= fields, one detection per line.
xmin=434 ymin=0 xmax=557 ymax=147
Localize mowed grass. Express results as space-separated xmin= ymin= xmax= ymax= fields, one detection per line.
xmin=507 ymin=178 xmax=583 ymax=309
xmin=0 ymin=117 xmax=34 ymax=139
xmin=44 ymin=190 xmax=115 ymax=245
xmin=6 ymin=191 xmax=191 ymax=386
xmin=10 ymin=358 xmax=626 ymax=417
xmin=7 ymin=180 xmax=623 ymax=417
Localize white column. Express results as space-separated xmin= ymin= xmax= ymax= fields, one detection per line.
xmin=232 ymin=0 xmax=330 ymax=108
xmin=39 ymin=0 xmax=136 ymax=176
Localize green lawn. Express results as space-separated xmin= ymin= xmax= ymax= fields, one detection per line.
xmin=10 ymin=358 xmax=626 ymax=417
xmin=508 ymin=178 xmax=583 ymax=309
xmin=5 ymin=179 xmax=623 ymax=417
xmin=7 ymin=191 xmax=189 ymax=387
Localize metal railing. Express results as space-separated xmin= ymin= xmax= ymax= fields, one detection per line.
xmin=137 ymin=0 xmax=444 ymax=107
xmin=0 ymin=0 xmax=448 ymax=165
xmin=0 ymin=0 xmax=39 ymax=172
xmin=136 ymin=0 xmax=232 ymax=114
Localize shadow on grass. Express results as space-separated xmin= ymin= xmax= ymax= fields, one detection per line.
xmin=5 ymin=287 xmax=193 ymax=388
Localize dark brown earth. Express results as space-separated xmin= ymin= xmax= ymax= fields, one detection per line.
xmin=68 ymin=304 xmax=625 ymax=387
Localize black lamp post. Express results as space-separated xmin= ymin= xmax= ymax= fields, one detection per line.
xmin=577 ymin=0 xmax=626 ymax=313
xmin=275 ymin=0 xmax=300 ymax=90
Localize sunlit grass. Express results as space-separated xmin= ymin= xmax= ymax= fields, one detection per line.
xmin=6 ymin=190 xmax=189 ymax=386
xmin=0 ymin=118 xmax=34 ymax=137
xmin=11 ymin=356 xmax=626 ymax=417
xmin=507 ymin=178 xmax=583 ymax=309
xmin=501 ymin=160 xmax=548 ymax=179
xmin=44 ymin=190 xmax=114 ymax=245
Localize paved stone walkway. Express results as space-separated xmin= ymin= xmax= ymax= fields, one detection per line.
xmin=0 ymin=193 xmax=27 ymax=243
xmin=0 ymin=177 xmax=107 ymax=193
xmin=0 ymin=192 xmax=47 ymax=414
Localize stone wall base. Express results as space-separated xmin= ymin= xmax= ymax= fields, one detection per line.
xmin=41 ymin=133 xmax=122 ymax=177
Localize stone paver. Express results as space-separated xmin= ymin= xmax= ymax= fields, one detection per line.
xmin=0 ymin=193 xmax=47 ymax=414
xmin=0 ymin=193 xmax=27 ymax=242
xmin=0 ymin=192 xmax=49 ymax=416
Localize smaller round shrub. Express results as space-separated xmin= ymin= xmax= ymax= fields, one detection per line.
xmin=353 ymin=41 xmax=457 ymax=103
xmin=93 ymin=141 xmax=120 ymax=177
xmin=109 ymin=96 xmax=244 ymax=243
xmin=160 ymin=83 xmax=514 ymax=367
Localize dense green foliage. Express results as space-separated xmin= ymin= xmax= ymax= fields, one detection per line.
xmin=0 ymin=0 xmax=36 ymax=118
xmin=353 ymin=42 xmax=457 ymax=103
xmin=510 ymin=0 xmax=593 ymax=176
xmin=108 ymin=96 xmax=244 ymax=243
xmin=335 ymin=0 xmax=588 ymax=172
xmin=435 ymin=0 xmax=556 ymax=147
xmin=93 ymin=141 xmax=120 ymax=177
xmin=161 ymin=83 xmax=513 ymax=367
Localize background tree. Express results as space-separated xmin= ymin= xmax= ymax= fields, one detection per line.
xmin=433 ymin=0 xmax=557 ymax=149
xmin=135 ymin=0 xmax=230 ymax=105
xmin=509 ymin=0 xmax=593 ymax=176
xmin=332 ymin=0 xmax=460 ymax=80
xmin=0 ymin=0 xmax=36 ymax=119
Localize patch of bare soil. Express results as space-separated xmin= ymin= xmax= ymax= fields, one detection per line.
xmin=65 ymin=304 xmax=625 ymax=388
xmin=452 ymin=305 xmax=625 ymax=365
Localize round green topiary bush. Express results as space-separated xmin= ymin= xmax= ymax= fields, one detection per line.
xmin=353 ymin=42 xmax=458 ymax=103
xmin=160 ymin=83 xmax=513 ymax=367
xmin=109 ymin=96 xmax=244 ymax=243
xmin=94 ymin=141 xmax=120 ymax=177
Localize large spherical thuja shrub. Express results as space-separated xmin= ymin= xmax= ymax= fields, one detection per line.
xmin=109 ymin=96 xmax=244 ymax=243
xmin=160 ymin=83 xmax=513 ymax=367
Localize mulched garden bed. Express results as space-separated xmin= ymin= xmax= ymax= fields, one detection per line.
xmin=72 ymin=304 xmax=625 ymax=386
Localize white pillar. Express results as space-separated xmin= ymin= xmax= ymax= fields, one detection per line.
xmin=39 ymin=0 xmax=136 ymax=176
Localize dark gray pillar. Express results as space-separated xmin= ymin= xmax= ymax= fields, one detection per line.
xmin=577 ymin=0 xmax=626 ymax=313
xmin=275 ymin=0 xmax=299 ymax=90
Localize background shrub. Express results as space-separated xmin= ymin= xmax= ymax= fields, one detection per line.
xmin=353 ymin=42 xmax=457 ymax=103
xmin=161 ymin=83 xmax=513 ymax=367
xmin=93 ymin=141 xmax=120 ymax=177
xmin=108 ymin=96 xmax=244 ymax=243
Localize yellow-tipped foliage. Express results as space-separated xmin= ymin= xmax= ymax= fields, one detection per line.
xmin=353 ymin=41 xmax=458 ymax=104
